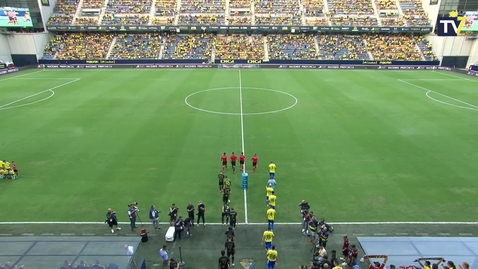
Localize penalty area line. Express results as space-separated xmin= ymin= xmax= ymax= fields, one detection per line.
xmin=1 ymin=222 xmax=478 ymax=225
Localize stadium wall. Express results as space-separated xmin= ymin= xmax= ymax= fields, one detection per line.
xmin=39 ymin=0 xmax=58 ymax=29
xmin=0 ymin=35 xmax=12 ymax=63
xmin=5 ymin=33 xmax=49 ymax=64
xmin=421 ymin=0 xmax=440 ymax=30
xmin=467 ymin=40 xmax=478 ymax=67
xmin=427 ymin=36 xmax=473 ymax=59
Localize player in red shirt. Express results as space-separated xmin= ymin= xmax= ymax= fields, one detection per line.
xmin=239 ymin=152 xmax=246 ymax=172
xmin=230 ymin=152 xmax=237 ymax=173
xmin=350 ymin=244 xmax=359 ymax=266
xmin=221 ymin=152 xmax=228 ymax=172
xmin=364 ymin=255 xmax=388 ymax=269
xmin=251 ymin=154 xmax=258 ymax=173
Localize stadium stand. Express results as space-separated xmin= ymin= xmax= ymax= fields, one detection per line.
xmin=178 ymin=14 xmax=226 ymax=25
xmin=229 ymin=0 xmax=250 ymax=8
xmin=364 ymin=35 xmax=425 ymax=61
xmin=316 ymin=35 xmax=369 ymax=60
xmin=327 ymin=0 xmax=374 ymax=15
xmin=45 ymin=33 xmax=115 ymax=60
xmin=254 ymin=0 xmax=301 ymax=25
xmin=180 ymin=0 xmax=226 ymax=13
xmin=47 ymin=14 xmax=74 ymax=25
xmin=109 ymin=33 xmax=162 ymax=59
xmin=106 ymin=0 xmax=152 ymax=14
xmin=398 ymin=0 xmax=431 ymax=26
xmin=82 ymin=0 xmax=105 ymax=9
xmin=163 ymin=34 xmax=213 ymax=59
xmin=74 ymin=17 xmax=99 ymax=25
xmin=215 ymin=35 xmax=264 ymax=60
xmin=53 ymin=0 xmax=80 ymax=14
xmin=268 ymin=34 xmax=317 ymax=60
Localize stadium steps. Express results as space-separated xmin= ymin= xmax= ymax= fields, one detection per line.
xmin=71 ymin=0 xmax=85 ymax=25
xmin=322 ymin=0 xmax=330 ymax=15
xmin=159 ymin=44 xmax=165 ymax=59
xmin=225 ymin=0 xmax=230 ymax=25
xmin=211 ymin=49 xmax=216 ymax=62
xmin=263 ymin=36 xmax=269 ymax=61
xmin=53 ymin=52 xmax=58 ymax=60
xmin=370 ymin=0 xmax=381 ymax=25
xmin=395 ymin=0 xmax=406 ymax=25
xmin=299 ymin=1 xmax=306 ymax=26
xmin=363 ymin=40 xmax=374 ymax=60
xmin=415 ymin=43 xmax=426 ymax=61
xmin=314 ymin=36 xmax=319 ymax=53
xmin=148 ymin=0 xmax=157 ymax=25
xmin=106 ymin=37 xmax=117 ymax=59
xmin=98 ymin=0 xmax=109 ymax=25
xmin=174 ymin=0 xmax=181 ymax=24
xmin=251 ymin=0 xmax=255 ymax=25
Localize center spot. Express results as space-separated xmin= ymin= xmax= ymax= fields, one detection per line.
xmin=184 ymin=87 xmax=298 ymax=116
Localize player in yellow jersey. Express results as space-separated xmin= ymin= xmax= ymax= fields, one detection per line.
xmin=266 ymin=184 xmax=273 ymax=206
xmin=266 ymin=205 xmax=276 ymax=231
xmin=266 ymin=245 xmax=278 ymax=269
xmin=262 ymin=226 xmax=274 ymax=251
xmin=0 ymin=160 xmax=4 ymax=170
xmin=0 ymin=169 xmax=6 ymax=179
xmin=268 ymin=191 xmax=277 ymax=209
xmin=268 ymin=161 xmax=276 ymax=179
xmin=4 ymin=160 xmax=10 ymax=170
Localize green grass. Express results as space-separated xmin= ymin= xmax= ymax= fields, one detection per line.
xmin=1 ymin=69 xmax=478 ymax=225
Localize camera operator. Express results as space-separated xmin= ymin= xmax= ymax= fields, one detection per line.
xmin=187 ymin=202 xmax=195 ymax=225
xmin=105 ymin=208 xmax=121 ymax=234
xmin=149 ymin=205 xmax=160 ymax=229
xmin=128 ymin=203 xmax=139 ymax=232
xmin=169 ymin=204 xmax=178 ymax=226
xmin=197 ymin=200 xmax=206 ymax=226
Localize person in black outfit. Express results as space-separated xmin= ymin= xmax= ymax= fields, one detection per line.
xmin=222 ymin=203 xmax=230 ymax=225
xmin=186 ymin=202 xmax=195 ymax=225
xmin=218 ymin=250 xmax=230 ymax=269
xmin=184 ymin=216 xmax=193 ymax=237
xmin=223 ymin=187 xmax=230 ymax=205
xmin=169 ymin=258 xmax=179 ymax=269
xmin=169 ymin=204 xmax=179 ymax=226
xmin=229 ymin=208 xmax=238 ymax=228
xmin=218 ymin=172 xmax=225 ymax=192
xmin=197 ymin=201 xmax=206 ymax=226
xmin=174 ymin=216 xmax=184 ymax=241
xmin=225 ymin=237 xmax=236 ymax=266
xmin=225 ymin=226 xmax=235 ymax=241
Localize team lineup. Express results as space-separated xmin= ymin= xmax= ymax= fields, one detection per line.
xmin=218 ymin=153 xmax=278 ymax=269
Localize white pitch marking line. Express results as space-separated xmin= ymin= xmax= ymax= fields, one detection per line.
xmin=82 ymin=233 xmax=96 ymax=236
xmin=416 ymin=233 xmax=429 ymax=235
xmin=438 ymin=233 xmax=450 ymax=236
xmin=3 ymin=221 xmax=478 ymax=225
xmin=460 ymin=233 xmax=473 ymax=236
xmin=0 ymin=78 xmax=81 ymax=111
xmin=0 ymin=69 xmax=45 ymax=82
xmin=0 ymin=233 xmax=13 ymax=236
xmin=41 ymin=233 xmax=54 ymax=236
xmin=400 ymin=79 xmax=463 ymax=81
xmin=9 ymin=77 xmax=82 ymax=80
xmin=61 ymin=233 xmax=75 ymax=236
xmin=426 ymin=91 xmax=478 ymax=111
xmin=398 ymin=79 xmax=478 ymax=110
xmin=396 ymin=233 xmax=409 ymax=236
xmin=21 ymin=233 xmax=34 ymax=236
xmin=374 ymin=233 xmax=387 ymax=236
xmin=438 ymin=71 xmax=478 ymax=83
xmin=239 ymin=69 xmax=248 ymax=224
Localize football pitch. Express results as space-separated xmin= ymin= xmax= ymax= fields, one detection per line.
xmin=1 ymin=68 xmax=478 ymax=267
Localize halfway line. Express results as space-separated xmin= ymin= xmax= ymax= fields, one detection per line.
xmin=1 ymin=221 xmax=478 ymax=225
xmin=239 ymin=69 xmax=248 ymax=224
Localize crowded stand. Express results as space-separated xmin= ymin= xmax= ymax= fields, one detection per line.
xmin=46 ymin=33 xmax=115 ymax=60
xmin=329 ymin=16 xmax=379 ymax=26
xmin=81 ymin=0 xmax=105 ymax=9
xmin=180 ymin=0 xmax=226 ymax=13
xmin=254 ymin=0 xmax=301 ymax=25
xmin=229 ymin=0 xmax=251 ymax=8
xmin=163 ymin=34 xmax=213 ymax=59
xmin=305 ymin=17 xmax=329 ymax=26
xmin=327 ymin=0 xmax=374 ymax=15
xmin=228 ymin=15 xmax=252 ymax=25
xmin=102 ymin=14 xmax=149 ymax=25
xmin=268 ymin=34 xmax=317 ymax=60
xmin=380 ymin=14 xmax=407 ymax=26
xmin=106 ymin=0 xmax=152 ymax=14
xmin=375 ymin=0 xmax=398 ymax=10
xmin=47 ymin=14 xmax=74 ymax=25
xmin=109 ymin=33 xmax=162 ymax=59
xmin=151 ymin=17 xmax=175 ymax=24
xmin=53 ymin=0 xmax=80 ymax=14
xmin=415 ymin=36 xmax=436 ymax=61
xmin=74 ymin=17 xmax=99 ymax=25
xmin=365 ymin=35 xmax=425 ymax=61
xmin=303 ymin=0 xmax=325 ymax=17
xmin=316 ymin=35 xmax=369 ymax=60
xmin=215 ymin=35 xmax=264 ymax=60
xmin=398 ymin=0 xmax=431 ymax=26
xmin=178 ymin=14 xmax=226 ymax=25
xmin=155 ymin=0 xmax=177 ymax=16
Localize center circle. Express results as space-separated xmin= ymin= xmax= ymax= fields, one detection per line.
xmin=184 ymin=87 xmax=298 ymax=116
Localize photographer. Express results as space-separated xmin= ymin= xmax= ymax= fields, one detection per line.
xmin=105 ymin=208 xmax=121 ymax=234
xmin=174 ymin=216 xmax=185 ymax=241
xmin=149 ymin=205 xmax=160 ymax=230
xmin=128 ymin=203 xmax=139 ymax=232
xmin=197 ymin=200 xmax=206 ymax=226
xmin=169 ymin=204 xmax=178 ymax=226
xmin=184 ymin=215 xmax=193 ymax=237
